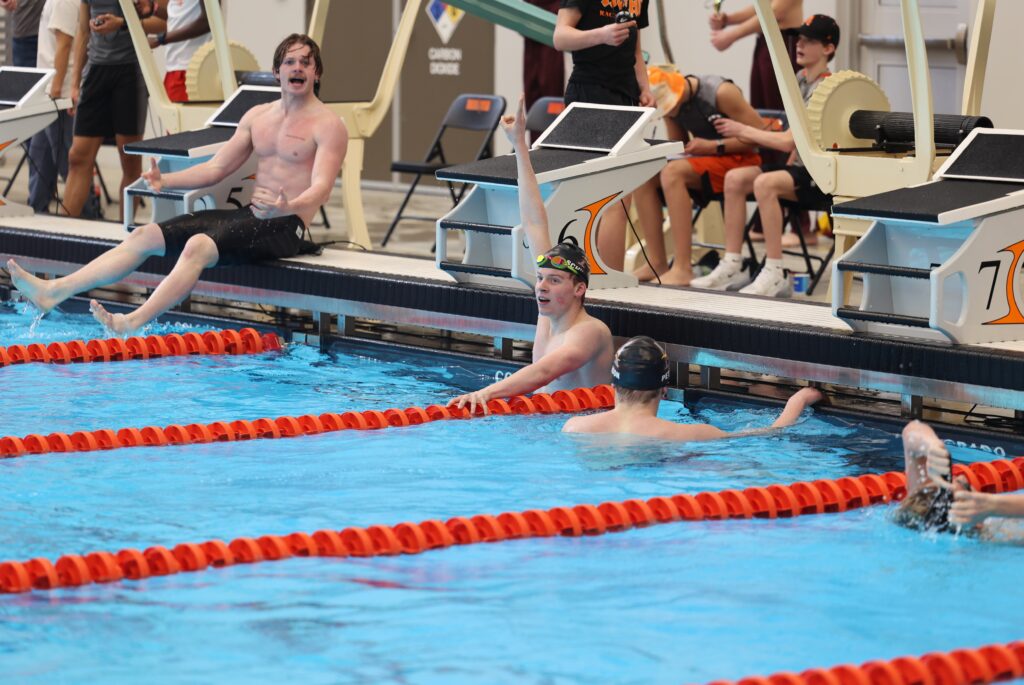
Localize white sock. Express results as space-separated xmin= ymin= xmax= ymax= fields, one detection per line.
xmin=763 ymin=258 xmax=784 ymax=273
xmin=722 ymin=252 xmax=742 ymax=265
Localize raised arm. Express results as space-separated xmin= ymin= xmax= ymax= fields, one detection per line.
xmin=502 ymin=94 xmax=549 ymax=255
xmin=449 ymin=320 xmax=602 ymax=414
xmin=710 ymin=0 xmax=801 ymax=50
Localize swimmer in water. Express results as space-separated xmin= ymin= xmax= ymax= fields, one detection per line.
xmin=449 ymin=95 xmax=613 ymax=415
xmin=563 ymin=335 xmax=822 ymax=440
xmin=7 ymin=33 xmax=347 ymax=334
xmin=894 ymin=421 xmax=1024 ymax=540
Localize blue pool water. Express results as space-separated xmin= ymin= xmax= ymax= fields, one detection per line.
xmin=1 ymin=303 xmax=1021 ymax=684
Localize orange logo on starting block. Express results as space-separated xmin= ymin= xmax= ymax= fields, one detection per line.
xmin=577 ymin=193 xmax=621 ymax=276
xmin=983 ymin=239 xmax=1024 ymax=326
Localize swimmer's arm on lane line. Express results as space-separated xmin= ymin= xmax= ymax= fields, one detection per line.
xmin=503 ymin=94 xmax=550 ymax=255
xmin=154 ymin=106 xmax=262 ymax=190
xmin=450 ymin=323 xmax=601 ymax=412
xmin=252 ymin=115 xmax=348 ymax=220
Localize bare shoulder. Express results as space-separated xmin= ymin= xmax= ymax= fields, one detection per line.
xmin=242 ymin=101 xmax=278 ymax=123
xmin=313 ymin=102 xmax=347 ymax=131
xmin=575 ymin=313 xmax=611 ymax=338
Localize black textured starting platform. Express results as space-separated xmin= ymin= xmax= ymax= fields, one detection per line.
xmin=945 ymin=132 xmax=1024 ymax=181
xmin=834 ymin=179 xmax=1024 ymax=223
xmin=124 ymin=127 xmax=235 ymax=157
xmin=437 ymin=148 xmax=606 ymax=185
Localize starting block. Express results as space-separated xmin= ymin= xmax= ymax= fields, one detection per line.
xmin=0 ymin=67 xmax=71 ymax=217
xmin=832 ymin=128 xmax=1024 ymax=344
xmin=122 ymin=86 xmax=280 ymax=231
xmin=434 ymin=103 xmax=683 ymax=290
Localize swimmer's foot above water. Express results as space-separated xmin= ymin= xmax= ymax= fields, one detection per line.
xmin=90 ymin=299 xmax=135 ymax=334
xmin=7 ymin=259 xmax=62 ymax=313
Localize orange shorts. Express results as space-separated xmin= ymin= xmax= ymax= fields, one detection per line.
xmin=684 ymin=152 xmax=762 ymax=193
xmin=164 ymin=70 xmax=188 ymax=103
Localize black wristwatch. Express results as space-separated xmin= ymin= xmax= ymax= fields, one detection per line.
xmin=717 ymin=140 xmax=726 ymax=156
xmin=156 ymin=32 xmax=167 ymax=45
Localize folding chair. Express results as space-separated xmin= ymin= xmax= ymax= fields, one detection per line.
xmin=381 ymin=93 xmax=506 ymax=247
xmin=742 ymin=194 xmax=833 ymax=295
xmin=525 ymin=96 xmax=564 ymax=143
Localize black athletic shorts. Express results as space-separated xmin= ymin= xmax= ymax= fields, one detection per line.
xmin=75 ymin=63 xmax=147 ymax=138
xmin=759 ymin=163 xmax=831 ymax=207
xmin=158 ymin=208 xmax=320 ymax=267
xmin=564 ymin=79 xmax=638 ymax=107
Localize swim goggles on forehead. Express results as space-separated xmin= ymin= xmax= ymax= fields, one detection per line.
xmin=536 ymin=253 xmax=587 ymax=281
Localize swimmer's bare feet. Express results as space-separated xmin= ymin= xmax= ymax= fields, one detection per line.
xmin=90 ymin=299 xmax=135 ymax=334
xmin=633 ymin=262 xmax=666 ymax=282
xmin=7 ymin=259 xmax=62 ymax=313
xmin=657 ymin=265 xmax=694 ymax=287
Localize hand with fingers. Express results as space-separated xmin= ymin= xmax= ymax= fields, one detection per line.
xmin=949 ymin=488 xmax=995 ymax=527
xmin=91 ymin=13 xmax=122 ymax=35
xmin=448 ymin=390 xmax=492 ymax=417
xmin=714 ymin=117 xmax=747 ymax=140
xmin=251 ymin=187 xmax=291 ymax=219
xmin=499 ymin=93 xmax=528 ymax=147
xmin=924 ymin=445 xmax=953 ymax=488
xmin=142 ymin=159 xmax=162 ymax=192
xmin=599 ymin=20 xmax=634 ymax=47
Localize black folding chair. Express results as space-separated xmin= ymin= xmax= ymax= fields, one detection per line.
xmin=381 ymin=93 xmax=506 ymax=247
xmin=741 ymin=194 xmax=833 ymax=295
xmin=525 ymin=96 xmax=564 ymax=143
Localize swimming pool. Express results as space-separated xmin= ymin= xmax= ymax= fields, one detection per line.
xmin=1 ymin=302 xmax=1022 ymax=684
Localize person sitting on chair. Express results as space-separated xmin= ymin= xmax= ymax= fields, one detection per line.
xmin=450 ymin=95 xmax=614 ymax=415
xmin=563 ymin=335 xmax=823 ymax=439
xmin=633 ymin=66 xmax=764 ymax=286
xmin=7 ymin=34 xmax=347 ymax=334
xmin=691 ymin=14 xmax=839 ymax=298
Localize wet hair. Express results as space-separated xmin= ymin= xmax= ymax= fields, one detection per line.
xmin=893 ymin=488 xmax=956 ymax=533
xmin=273 ymin=34 xmax=324 ymax=96
xmin=612 ymin=336 xmax=670 ymax=392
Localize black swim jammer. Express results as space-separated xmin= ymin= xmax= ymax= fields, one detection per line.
xmin=158 ymin=207 xmax=319 ymax=266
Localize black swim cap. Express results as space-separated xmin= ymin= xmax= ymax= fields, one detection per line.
xmin=611 ymin=336 xmax=670 ymax=390
xmin=536 ymin=242 xmax=590 ymax=285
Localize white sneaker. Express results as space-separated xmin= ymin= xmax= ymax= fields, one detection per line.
xmin=690 ymin=261 xmax=751 ymax=291
xmin=739 ymin=268 xmax=792 ymax=297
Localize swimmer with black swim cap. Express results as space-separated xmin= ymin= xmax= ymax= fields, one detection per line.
xmin=564 ymin=336 xmax=823 ymax=440
xmin=449 ymin=94 xmax=613 ymax=415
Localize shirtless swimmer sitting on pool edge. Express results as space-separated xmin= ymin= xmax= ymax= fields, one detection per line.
xmin=450 ymin=95 xmax=614 ymax=415
xmin=563 ymin=336 xmax=823 ymax=440
xmin=7 ymin=33 xmax=348 ymax=334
